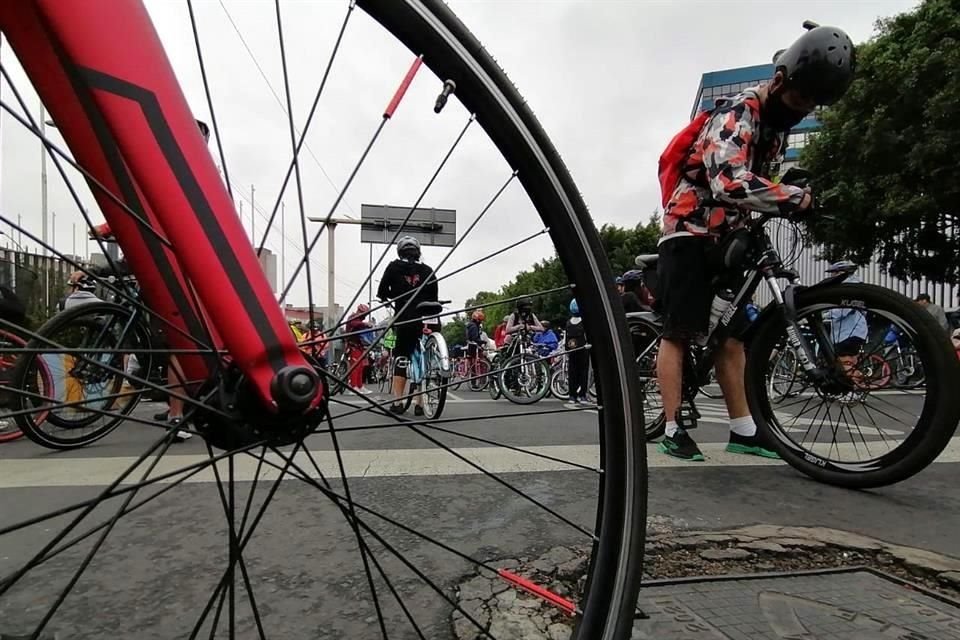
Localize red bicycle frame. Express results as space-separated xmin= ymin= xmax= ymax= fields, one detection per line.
xmin=0 ymin=1 xmax=318 ymax=412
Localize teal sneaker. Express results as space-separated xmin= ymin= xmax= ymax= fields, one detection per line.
xmin=658 ymin=429 xmax=705 ymax=462
xmin=726 ymin=431 xmax=780 ymax=459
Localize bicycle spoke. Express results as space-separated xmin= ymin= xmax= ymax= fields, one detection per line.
xmin=859 ymin=402 xmax=902 ymax=447
xmin=0 ymin=101 xmax=171 ymax=250
xmin=188 ymin=441 xmax=306 ymax=639
xmin=0 ymin=427 xmax=176 ymax=598
xmin=326 ymin=222 xmax=544 ymax=335
xmin=274 ymin=0 xmax=319 ymax=334
xmin=10 ymin=449 xmax=231 ymax=575
xmin=320 ymin=406 xmax=391 ymax=638
xmin=186 ymin=0 xmax=232 ymax=200
xmin=0 ymin=220 xmax=216 ymax=352
xmin=258 ymin=1 xmax=356 ymax=257
xmin=0 ymin=316 xmax=230 ymax=421
xmin=29 ymin=436 xmax=179 ymax=636
xmin=266 ymin=448 xmax=501 ymax=638
xmin=324 ymin=111 xmax=477 ymax=330
xmin=0 ymin=440 xmax=263 ymax=539
xmin=280 ymin=55 xmax=426 ymax=302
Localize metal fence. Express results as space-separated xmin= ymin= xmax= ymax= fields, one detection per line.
xmin=755 ymin=219 xmax=959 ymax=310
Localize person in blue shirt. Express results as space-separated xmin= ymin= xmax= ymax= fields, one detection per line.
xmin=533 ymin=320 xmax=559 ymax=356
xmin=824 ymin=261 xmax=868 ymax=382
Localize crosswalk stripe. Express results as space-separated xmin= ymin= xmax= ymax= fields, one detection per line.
xmin=1 ymin=437 xmax=957 ymax=489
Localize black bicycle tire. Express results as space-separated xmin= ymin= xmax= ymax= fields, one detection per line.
xmin=354 ymin=7 xmax=646 ymax=633
xmin=746 ymin=283 xmax=960 ymax=488
xmin=550 ymin=365 xmax=568 ymax=399
xmin=422 ymin=335 xmax=448 ymax=419
xmin=468 ymin=359 xmax=490 ymax=392
xmin=12 ymin=302 xmax=151 ymax=450
xmin=498 ymin=353 xmax=551 ymax=405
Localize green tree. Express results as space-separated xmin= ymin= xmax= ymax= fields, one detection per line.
xmin=466 ymin=218 xmax=662 ymax=329
xmin=802 ymin=0 xmax=960 ymax=283
xmin=442 ymin=315 xmax=467 ymax=346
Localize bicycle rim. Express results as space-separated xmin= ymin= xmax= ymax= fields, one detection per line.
xmin=0 ymin=1 xmax=645 ymax=638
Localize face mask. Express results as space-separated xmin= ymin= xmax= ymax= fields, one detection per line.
xmin=763 ymin=89 xmax=808 ymax=131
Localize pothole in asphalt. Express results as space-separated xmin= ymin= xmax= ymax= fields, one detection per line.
xmin=451 ymin=527 xmax=960 ymax=639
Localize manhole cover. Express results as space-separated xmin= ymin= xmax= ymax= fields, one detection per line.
xmin=634 ymin=569 xmax=960 ymax=639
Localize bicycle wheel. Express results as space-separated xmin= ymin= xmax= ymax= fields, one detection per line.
xmin=746 ymin=283 xmax=960 ymax=488
xmin=468 ymin=358 xmax=491 ymax=392
xmin=0 ymin=1 xmax=645 ymax=637
xmin=487 ymin=358 xmax=504 ymax=400
xmin=550 ymin=363 xmax=569 ymax=399
xmin=421 ymin=335 xmax=448 ymax=419
xmin=499 ymin=352 xmax=551 ymax=405
xmin=767 ymin=345 xmax=800 ymax=403
xmin=0 ymin=328 xmax=53 ymax=443
xmin=11 ymin=303 xmax=151 ymax=450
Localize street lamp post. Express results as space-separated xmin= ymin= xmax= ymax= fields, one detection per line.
xmin=306 ymin=216 xmax=367 ymax=330
xmin=40 ymin=105 xmax=48 ymax=257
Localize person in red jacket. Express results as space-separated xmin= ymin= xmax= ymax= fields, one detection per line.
xmin=493 ymin=315 xmax=509 ymax=349
xmin=345 ymin=304 xmax=373 ymax=394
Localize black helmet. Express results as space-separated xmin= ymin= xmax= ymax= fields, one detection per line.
xmin=396 ymin=235 xmax=421 ymax=260
xmin=516 ymin=297 xmax=533 ymax=311
xmin=774 ymin=22 xmax=855 ymax=105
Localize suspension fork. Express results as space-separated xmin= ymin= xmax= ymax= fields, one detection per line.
xmin=763 ymin=272 xmax=833 ymax=383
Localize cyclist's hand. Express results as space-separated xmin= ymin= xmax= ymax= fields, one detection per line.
xmin=791 ymin=187 xmax=815 ymax=222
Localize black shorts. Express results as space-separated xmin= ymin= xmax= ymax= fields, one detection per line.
xmin=393 ymin=321 xmax=422 ymax=360
xmin=657 ymin=237 xmax=715 ymax=341
xmin=658 ymin=236 xmax=749 ymax=341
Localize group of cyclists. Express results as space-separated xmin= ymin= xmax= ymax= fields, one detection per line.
xmin=11 ymin=21 xmax=948 ymax=471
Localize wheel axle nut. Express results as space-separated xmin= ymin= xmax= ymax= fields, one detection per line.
xmin=271 ymin=366 xmax=320 ymax=412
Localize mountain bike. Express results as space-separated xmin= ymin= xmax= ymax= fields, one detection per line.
xmin=627 ymin=182 xmax=960 ymax=487
xmin=0 ymin=2 xmax=644 ymax=638
xmin=498 ymin=326 xmax=552 ymax=405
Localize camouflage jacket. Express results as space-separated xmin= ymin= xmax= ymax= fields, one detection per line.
xmin=661 ymin=88 xmax=806 ymax=242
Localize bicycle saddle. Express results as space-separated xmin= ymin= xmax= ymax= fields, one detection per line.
xmin=635 ymin=254 xmax=658 ymax=268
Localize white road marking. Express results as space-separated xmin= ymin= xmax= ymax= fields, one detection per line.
xmin=1 ymin=437 xmax=958 ymax=489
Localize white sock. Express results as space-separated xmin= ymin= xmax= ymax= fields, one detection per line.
xmin=730 ymin=415 xmax=756 ymax=437
xmin=665 ymin=420 xmax=679 ymax=438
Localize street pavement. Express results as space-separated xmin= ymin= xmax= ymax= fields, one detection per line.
xmin=0 ymin=384 xmax=956 ymax=638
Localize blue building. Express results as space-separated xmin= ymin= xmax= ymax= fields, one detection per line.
xmin=691 ymin=63 xmax=817 ymax=171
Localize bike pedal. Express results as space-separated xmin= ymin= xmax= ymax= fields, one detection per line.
xmin=675 ymin=405 xmax=700 ymax=430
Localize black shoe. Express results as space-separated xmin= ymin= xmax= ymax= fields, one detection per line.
xmin=657 ymin=429 xmax=705 ymax=461
xmin=726 ymin=431 xmax=780 ymax=459
xmin=153 ymin=410 xmax=169 ymax=422
xmin=414 ymin=405 xmax=425 ymax=417
xmin=389 ymin=402 xmax=406 ymax=415
xmin=170 ymin=417 xmax=193 ymax=443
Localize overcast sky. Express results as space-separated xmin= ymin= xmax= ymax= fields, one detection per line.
xmin=0 ymin=0 xmax=916 ymax=316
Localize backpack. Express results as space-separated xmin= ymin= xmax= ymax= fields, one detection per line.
xmin=658 ymin=109 xmax=712 ymax=208
xmin=565 ymin=319 xmax=586 ymax=350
